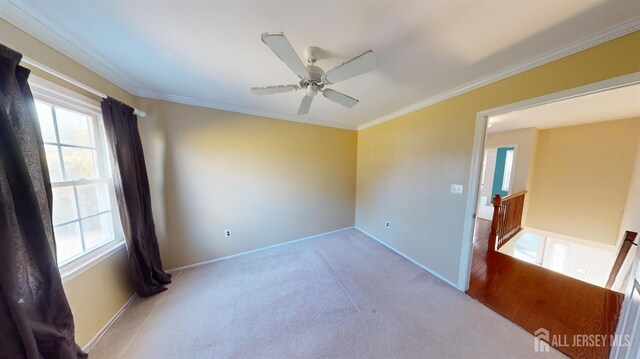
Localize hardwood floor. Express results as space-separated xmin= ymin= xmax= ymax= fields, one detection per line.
xmin=468 ymin=219 xmax=624 ymax=358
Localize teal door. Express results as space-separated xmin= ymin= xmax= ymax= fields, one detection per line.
xmin=491 ymin=146 xmax=514 ymax=199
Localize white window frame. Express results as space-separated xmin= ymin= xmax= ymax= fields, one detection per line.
xmin=30 ymin=75 xmax=125 ymax=282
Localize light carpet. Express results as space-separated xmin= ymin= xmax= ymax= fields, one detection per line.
xmin=89 ymin=228 xmax=564 ymax=358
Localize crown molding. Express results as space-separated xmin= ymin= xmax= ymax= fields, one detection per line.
xmin=357 ymin=15 xmax=640 ymax=130
xmin=1 ymin=0 xmax=356 ymax=130
xmin=135 ymin=88 xmax=357 ymax=130
xmin=1 ymin=0 xmax=141 ymax=95
xmin=2 ymin=0 xmax=638 ymax=132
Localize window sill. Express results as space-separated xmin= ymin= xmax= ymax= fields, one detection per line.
xmin=59 ymin=240 xmax=127 ymax=283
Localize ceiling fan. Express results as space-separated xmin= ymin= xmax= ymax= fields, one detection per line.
xmin=251 ymin=32 xmax=378 ymax=115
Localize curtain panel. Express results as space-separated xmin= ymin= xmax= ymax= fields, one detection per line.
xmin=0 ymin=44 xmax=86 ymax=358
xmin=101 ymin=98 xmax=171 ymax=297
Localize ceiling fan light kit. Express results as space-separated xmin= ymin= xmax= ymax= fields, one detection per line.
xmin=251 ymin=32 xmax=378 ymax=115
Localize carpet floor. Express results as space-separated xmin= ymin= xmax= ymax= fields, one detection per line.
xmin=89 ymin=228 xmax=564 ymax=358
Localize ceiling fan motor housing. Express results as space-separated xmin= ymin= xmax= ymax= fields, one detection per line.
xmin=307 ymin=84 xmax=320 ymax=97
xmin=301 ymin=64 xmax=325 ymax=91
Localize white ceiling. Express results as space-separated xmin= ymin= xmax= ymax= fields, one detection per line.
xmin=2 ymin=0 xmax=640 ymax=130
xmin=488 ymin=83 xmax=640 ymax=133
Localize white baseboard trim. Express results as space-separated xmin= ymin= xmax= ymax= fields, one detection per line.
xmin=80 ymin=225 xmax=453 ymax=352
xmin=166 ymin=226 xmax=355 ymax=273
xmin=355 ymin=227 xmax=459 ymax=290
xmin=82 ymin=293 xmax=137 ymax=352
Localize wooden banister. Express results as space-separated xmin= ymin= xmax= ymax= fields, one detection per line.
xmin=489 ymin=191 xmax=527 ymax=252
xmin=500 ymin=190 xmax=528 ymax=202
xmin=605 ymin=231 xmax=638 ymax=289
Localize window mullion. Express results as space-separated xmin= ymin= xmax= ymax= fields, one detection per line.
xmin=51 ymin=107 xmax=68 ymax=181
xmin=93 ymin=116 xmax=108 ymax=178
xmin=80 ymin=210 xmax=111 ymax=223
xmin=51 ymin=106 xmax=60 ymax=143
xmin=51 ymin=178 xmax=109 ymax=188
xmin=53 ymin=143 xmax=97 ymax=150
xmin=72 ymin=185 xmax=86 ymax=252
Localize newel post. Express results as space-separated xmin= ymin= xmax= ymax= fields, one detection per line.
xmin=488 ymin=194 xmax=502 ymax=252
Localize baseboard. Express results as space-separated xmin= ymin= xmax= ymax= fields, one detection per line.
xmin=81 ymin=226 xmax=453 ymax=352
xmin=82 ymin=293 xmax=137 ymax=352
xmin=355 ymin=227 xmax=459 ymax=289
xmin=167 ymin=226 xmax=355 ymax=273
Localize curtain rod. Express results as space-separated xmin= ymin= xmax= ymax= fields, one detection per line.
xmin=21 ymin=56 xmax=147 ymax=118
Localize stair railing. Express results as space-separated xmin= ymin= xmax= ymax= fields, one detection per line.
xmin=489 ymin=191 xmax=527 ymax=251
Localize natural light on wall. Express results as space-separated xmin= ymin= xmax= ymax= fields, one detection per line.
xmin=31 ymin=76 xmax=124 ymax=271
xmin=502 ymin=149 xmax=514 ymax=192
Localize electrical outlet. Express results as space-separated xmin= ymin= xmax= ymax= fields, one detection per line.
xmin=225 ymin=229 xmax=231 ymax=237
xmin=385 ymin=221 xmax=390 ymax=228
xmin=450 ymin=184 xmax=464 ymax=195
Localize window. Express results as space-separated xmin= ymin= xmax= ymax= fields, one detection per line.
xmin=31 ymin=76 xmax=123 ymax=271
xmin=501 ymin=149 xmax=514 ymax=192
xmin=548 ymin=241 xmax=568 ymax=274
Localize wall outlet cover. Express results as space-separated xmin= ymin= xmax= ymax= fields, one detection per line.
xmin=450 ymin=184 xmax=464 ymax=194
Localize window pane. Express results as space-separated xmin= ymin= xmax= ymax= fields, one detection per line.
xmin=549 ymin=241 xmax=568 ymax=273
xmin=55 ymin=222 xmax=83 ymax=263
xmin=44 ymin=145 xmax=63 ymax=182
xmin=61 ymin=147 xmax=97 ymax=180
xmin=82 ymin=213 xmax=114 ymax=249
xmin=55 ymin=107 xmax=93 ymax=147
xmin=52 ymin=186 xmax=77 ymax=225
xmin=35 ymin=102 xmax=57 ymax=143
xmin=77 ymin=183 xmax=110 ymax=217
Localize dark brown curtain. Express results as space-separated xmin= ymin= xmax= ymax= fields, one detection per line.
xmin=0 ymin=44 xmax=86 ymax=358
xmin=101 ymin=98 xmax=171 ymax=297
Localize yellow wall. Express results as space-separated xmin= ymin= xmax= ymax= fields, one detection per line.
xmin=62 ymin=250 xmax=133 ymax=346
xmin=356 ymin=31 xmax=640 ymax=285
xmin=135 ymin=98 xmax=357 ymax=269
xmin=1 ymin=18 xmax=136 ymax=347
xmin=526 ymin=118 xmax=640 ymax=246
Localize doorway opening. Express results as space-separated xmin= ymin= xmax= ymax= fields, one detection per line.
xmin=459 ymin=72 xmax=640 ymax=358
xmin=477 ymin=146 xmax=516 ymax=221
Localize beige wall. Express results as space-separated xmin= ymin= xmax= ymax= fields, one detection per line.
xmin=527 ymin=118 xmax=640 ymax=246
xmin=135 ymin=98 xmax=357 ymax=269
xmin=613 ymin=136 xmax=640 ymax=291
xmin=619 ymin=131 xmax=640 ymax=242
xmin=356 ymin=31 xmax=640 ymax=286
xmin=1 ymin=18 xmax=135 ymax=347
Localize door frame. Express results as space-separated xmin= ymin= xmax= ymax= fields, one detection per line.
xmin=457 ymin=71 xmax=640 ymax=292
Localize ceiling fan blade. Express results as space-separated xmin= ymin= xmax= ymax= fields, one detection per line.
xmin=261 ymin=32 xmax=308 ymax=79
xmin=251 ymin=84 xmax=300 ymax=95
xmin=322 ymin=89 xmax=359 ymax=108
xmin=297 ymin=95 xmax=314 ymax=115
xmin=324 ymin=50 xmax=378 ymax=84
